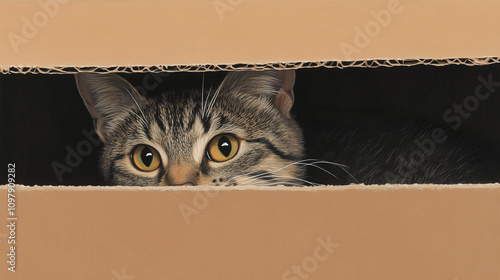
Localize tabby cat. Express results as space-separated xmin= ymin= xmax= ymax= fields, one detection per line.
xmin=75 ymin=70 xmax=500 ymax=186
xmin=76 ymin=71 xmax=305 ymax=186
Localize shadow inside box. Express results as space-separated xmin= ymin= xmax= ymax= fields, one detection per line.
xmin=1 ymin=64 xmax=500 ymax=186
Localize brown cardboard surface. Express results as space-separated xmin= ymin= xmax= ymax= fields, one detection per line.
xmin=1 ymin=185 xmax=499 ymax=279
xmin=1 ymin=0 xmax=500 ymax=72
xmin=2 ymin=0 xmax=500 ymax=278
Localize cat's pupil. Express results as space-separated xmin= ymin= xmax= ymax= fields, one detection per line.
xmin=141 ymin=147 xmax=154 ymax=167
xmin=218 ymin=136 xmax=232 ymax=157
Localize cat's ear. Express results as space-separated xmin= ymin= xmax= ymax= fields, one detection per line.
xmin=217 ymin=70 xmax=296 ymax=118
xmin=75 ymin=73 xmax=146 ymax=142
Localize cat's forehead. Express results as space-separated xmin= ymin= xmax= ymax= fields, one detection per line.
xmin=118 ymin=86 xmax=279 ymax=152
xmin=144 ymin=88 xmax=265 ymax=130
xmin=136 ymin=90 xmax=240 ymax=138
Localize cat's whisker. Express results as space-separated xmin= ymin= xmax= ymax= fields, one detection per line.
xmin=291 ymin=161 xmax=339 ymax=180
xmin=237 ymin=169 xmax=319 ymax=186
xmin=237 ymin=159 xmax=331 ymax=185
xmin=252 ymin=181 xmax=307 ymax=187
xmin=124 ymin=87 xmax=150 ymax=128
xmin=203 ymin=87 xmax=215 ymax=118
xmin=235 ymin=174 xmax=277 ymax=185
xmin=229 ymin=169 xmax=275 ymax=181
xmin=235 ymin=171 xmax=287 ymax=185
xmin=296 ymin=159 xmax=349 ymax=168
xmin=235 ymin=159 xmax=356 ymax=186
xmin=231 ymin=159 xmax=325 ymax=185
xmin=299 ymin=160 xmax=348 ymax=169
xmin=303 ymin=159 xmax=359 ymax=184
xmin=201 ymin=73 xmax=206 ymax=118
xmin=231 ymin=159 xmax=318 ymax=181
xmin=206 ymin=87 xmax=221 ymax=117
xmin=338 ymin=166 xmax=359 ymax=184
xmin=130 ymin=111 xmax=149 ymax=130
xmin=262 ymin=175 xmax=320 ymax=186
xmin=294 ymin=159 xmax=359 ymax=184
xmin=233 ymin=175 xmax=270 ymax=186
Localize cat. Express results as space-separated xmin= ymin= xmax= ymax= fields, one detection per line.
xmin=75 ymin=70 xmax=306 ymax=186
xmin=75 ymin=70 xmax=500 ymax=186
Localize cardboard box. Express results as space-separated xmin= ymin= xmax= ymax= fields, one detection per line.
xmin=1 ymin=0 xmax=500 ymax=279
xmin=1 ymin=185 xmax=500 ymax=280
xmin=1 ymin=0 xmax=500 ymax=71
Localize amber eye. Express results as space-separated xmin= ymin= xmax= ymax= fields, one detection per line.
xmin=131 ymin=145 xmax=161 ymax=172
xmin=206 ymin=134 xmax=239 ymax=162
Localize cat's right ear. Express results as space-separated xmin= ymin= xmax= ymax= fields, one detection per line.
xmin=75 ymin=73 xmax=146 ymax=142
xmin=217 ymin=70 xmax=296 ymax=118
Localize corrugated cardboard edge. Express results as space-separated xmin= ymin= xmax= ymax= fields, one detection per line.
xmin=4 ymin=183 xmax=500 ymax=191
xmin=2 ymin=57 xmax=499 ymax=74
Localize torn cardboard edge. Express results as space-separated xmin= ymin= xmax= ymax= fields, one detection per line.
xmin=3 ymin=184 xmax=500 ymax=192
xmin=2 ymin=57 xmax=499 ymax=74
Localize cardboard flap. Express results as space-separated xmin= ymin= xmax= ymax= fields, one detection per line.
xmin=1 ymin=0 xmax=500 ymax=72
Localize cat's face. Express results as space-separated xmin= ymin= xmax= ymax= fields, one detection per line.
xmin=75 ymin=71 xmax=305 ymax=186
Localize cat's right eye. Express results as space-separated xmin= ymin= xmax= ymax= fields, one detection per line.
xmin=131 ymin=145 xmax=161 ymax=172
xmin=206 ymin=134 xmax=239 ymax=162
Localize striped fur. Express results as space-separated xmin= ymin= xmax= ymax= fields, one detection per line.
xmin=76 ymin=71 xmax=305 ymax=186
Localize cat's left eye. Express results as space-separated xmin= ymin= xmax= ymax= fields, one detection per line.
xmin=131 ymin=145 xmax=161 ymax=172
xmin=206 ymin=134 xmax=239 ymax=162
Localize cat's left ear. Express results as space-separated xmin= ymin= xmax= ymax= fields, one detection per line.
xmin=218 ymin=70 xmax=296 ymax=118
xmin=75 ymin=72 xmax=147 ymax=142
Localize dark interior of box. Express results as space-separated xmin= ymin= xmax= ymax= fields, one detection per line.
xmin=1 ymin=64 xmax=500 ymax=186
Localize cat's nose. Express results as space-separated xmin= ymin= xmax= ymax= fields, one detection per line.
xmin=165 ymin=164 xmax=198 ymax=186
